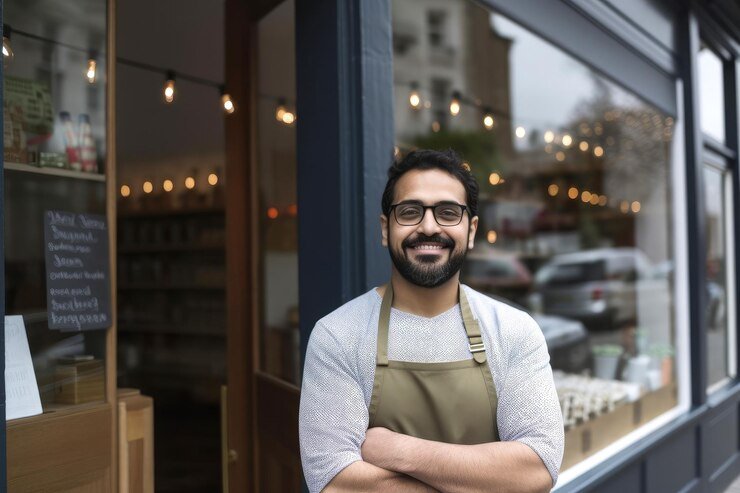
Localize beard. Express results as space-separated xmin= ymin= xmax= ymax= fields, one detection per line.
xmin=388 ymin=232 xmax=468 ymax=288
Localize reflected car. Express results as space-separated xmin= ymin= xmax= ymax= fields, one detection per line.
xmin=486 ymin=294 xmax=590 ymax=373
xmin=529 ymin=248 xmax=652 ymax=330
xmin=461 ymin=250 xmax=532 ymax=304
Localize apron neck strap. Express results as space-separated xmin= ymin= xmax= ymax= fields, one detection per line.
xmin=377 ymin=283 xmax=487 ymax=366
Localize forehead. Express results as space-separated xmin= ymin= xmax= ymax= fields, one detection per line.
xmin=393 ymin=169 xmax=467 ymax=204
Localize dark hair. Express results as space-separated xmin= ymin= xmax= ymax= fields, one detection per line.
xmin=381 ymin=149 xmax=479 ymax=218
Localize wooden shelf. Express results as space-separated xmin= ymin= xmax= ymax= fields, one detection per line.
xmin=118 ymin=243 xmax=225 ymax=254
xmin=5 ymin=161 xmax=106 ymax=182
xmin=118 ymin=283 xmax=224 ymax=291
xmin=119 ymin=324 xmax=225 ymax=338
xmin=6 ymin=400 xmax=109 ymax=428
xmin=118 ymin=206 xmax=224 ymax=219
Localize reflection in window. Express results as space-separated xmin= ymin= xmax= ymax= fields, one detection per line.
xmin=704 ymin=164 xmax=733 ymax=389
xmin=698 ymin=43 xmax=725 ymax=143
xmin=393 ymin=0 xmax=679 ymax=473
xmin=257 ymin=0 xmax=300 ymax=385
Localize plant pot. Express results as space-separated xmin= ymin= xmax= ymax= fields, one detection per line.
xmin=594 ymin=355 xmax=620 ymax=380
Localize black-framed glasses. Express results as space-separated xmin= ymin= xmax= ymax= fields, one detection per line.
xmin=390 ymin=203 xmax=469 ymax=226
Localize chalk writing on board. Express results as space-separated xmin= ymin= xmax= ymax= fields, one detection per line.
xmin=44 ymin=211 xmax=111 ymax=331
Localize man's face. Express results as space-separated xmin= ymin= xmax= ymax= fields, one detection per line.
xmin=381 ymin=169 xmax=478 ymax=288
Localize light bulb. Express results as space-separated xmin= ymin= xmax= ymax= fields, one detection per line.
xmin=3 ymin=24 xmax=13 ymax=67
xmin=143 ymin=181 xmax=153 ymax=194
xmin=409 ymin=82 xmax=421 ymax=109
xmin=185 ymin=177 xmax=195 ymax=189
xmin=120 ymin=185 xmax=131 ymax=197
xmin=515 ymin=126 xmax=526 ymax=139
xmin=163 ymin=71 xmax=176 ymax=103
xmin=86 ymin=59 xmax=97 ymax=84
xmin=544 ymin=130 xmax=554 ymax=143
xmin=208 ymin=173 xmax=218 ymax=186
xmin=449 ymin=91 xmax=461 ymax=116
xmin=482 ymin=108 xmax=494 ymax=130
xmin=163 ymin=179 xmax=174 ymax=192
xmin=222 ymin=94 xmax=235 ymax=114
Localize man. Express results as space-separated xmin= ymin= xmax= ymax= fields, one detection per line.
xmin=299 ymin=149 xmax=563 ymax=493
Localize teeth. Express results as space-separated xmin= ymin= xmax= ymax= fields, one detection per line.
xmin=413 ymin=244 xmax=444 ymax=250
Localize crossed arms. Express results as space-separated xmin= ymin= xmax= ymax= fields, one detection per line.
xmin=323 ymin=427 xmax=552 ymax=493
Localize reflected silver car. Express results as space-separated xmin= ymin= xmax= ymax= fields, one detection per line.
xmin=486 ymin=294 xmax=590 ymax=372
xmin=529 ymin=248 xmax=652 ymax=330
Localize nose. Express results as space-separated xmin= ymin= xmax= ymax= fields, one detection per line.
xmin=416 ymin=208 xmax=443 ymax=235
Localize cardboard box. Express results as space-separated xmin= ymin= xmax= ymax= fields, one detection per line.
xmin=55 ymin=358 xmax=105 ymax=405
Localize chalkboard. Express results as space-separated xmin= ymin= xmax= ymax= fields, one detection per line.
xmin=44 ymin=210 xmax=111 ymax=331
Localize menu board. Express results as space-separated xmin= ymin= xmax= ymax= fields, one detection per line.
xmin=44 ymin=210 xmax=111 ymax=331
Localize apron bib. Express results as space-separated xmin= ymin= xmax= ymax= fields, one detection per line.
xmin=368 ymin=283 xmax=499 ymax=444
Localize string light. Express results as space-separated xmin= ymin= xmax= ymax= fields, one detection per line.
xmin=275 ymin=98 xmax=296 ymax=125
xmin=544 ymin=130 xmax=554 ymax=143
xmin=487 ymin=230 xmax=498 ymax=244
xmin=208 ymin=173 xmax=218 ymax=186
xmin=449 ymin=91 xmax=461 ymax=116
xmin=2 ymin=24 xmax=13 ymax=67
xmin=561 ymin=134 xmax=573 ymax=147
xmin=163 ymin=179 xmax=174 ymax=192
xmin=220 ymin=86 xmax=235 ymax=114
xmin=482 ymin=107 xmax=495 ymax=130
xmin=267 ymin=207 xmax=279 ymax=219
xmin=568 ymin=187 xmax=579 ymax=200
xmin=515 ymin=126 xmax=526 ymax=139
xmin=489 ymin=172 xmax=501 ymax=185
xmin=579 ymin=141 xmax=589 ymax=152
xmin=143 ymin=181 xmax=153 ymax=194
xmin=581 ymin=191 xmax=591 ymax=203
xmin=594 ymin=146 xmax=604 ymax=157
xmin=631 ymin=201 xmax=641 ymax=213
xmin=409 ymin=82 xmax=421 ymax=109
xmin=185 ymin=176 xmax=195 ymax=189
xmin=555 ymin=151 xmax=565 ymax=162
xmin=547 ymin=184 xmax=559 ymax=196
xmin=163 ymin=71 xmax=176 ymax=104
xmin=86 ymin=55 xmax=97 ymax=84
xmin=120 ymin=185 xmax=131 ymax=197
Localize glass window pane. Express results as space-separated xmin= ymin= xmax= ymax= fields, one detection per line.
xmin=704 ymin=164 xmax=732 ymax=388
xmin=698 ymin=43 xmax=726 ymax=143
xmin=4 ymin=0 xmax=109 ymax=414
xmin=393 ymin=0 xmax=679 ymax=474
xmin=257 ymin=0 xmax=300 ymax=385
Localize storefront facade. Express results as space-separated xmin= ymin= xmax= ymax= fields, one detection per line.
xmin=2 ymin=0 xmax=740 ymax=491
xmin=296 ymin=0 xmax=740 ymax=491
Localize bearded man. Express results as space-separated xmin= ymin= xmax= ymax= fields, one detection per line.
xmin=299 ymin=149 xmax=563 ymax=493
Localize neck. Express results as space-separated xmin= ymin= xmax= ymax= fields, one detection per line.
xmin=383 ymin=270 xmax=460 ymax=318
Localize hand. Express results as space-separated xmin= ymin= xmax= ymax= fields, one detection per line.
xmin=361 ymin=427 xmax=402 ymax=471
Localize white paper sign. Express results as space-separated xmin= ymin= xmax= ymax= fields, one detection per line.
xmin=5 ymin=316 xmax=43 ymax=420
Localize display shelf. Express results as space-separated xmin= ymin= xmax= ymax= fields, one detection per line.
xmin=118 ymin=283 xmax=225 ymax=291
xmin=5 ymin=161 xmax=106 ymax=182
xmin=119 ymin=324 xmax=226 ymax=338
xmin=118 ymin=242 xmax=224 ymax=254
xmin=118 ymin=206 xmax=224 ymax=219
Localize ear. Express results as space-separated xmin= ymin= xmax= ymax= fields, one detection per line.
xmin=380 ymin=214 xmax=389 ymax=247
xmin=468 ymin=215 xmax=478 ymax=250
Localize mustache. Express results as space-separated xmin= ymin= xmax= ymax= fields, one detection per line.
xmin=402 ymin=234 xmax=455 ymax=249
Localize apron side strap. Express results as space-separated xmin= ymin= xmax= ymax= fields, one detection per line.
xmin=377 ymin=283 xmax=393 ymax=366
xmin=460 ymin=286 xmax=487 ymax=364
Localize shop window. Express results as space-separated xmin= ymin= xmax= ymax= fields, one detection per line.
xmin=257 ymin=0 xmax=300 ymax=385
xmin=697 ymin=42 xmax=726 ymax=143
xmin=704 ymin=159 xmax=736 ymax=390
xmin=393 ymin=0 xmax=682 ymax=477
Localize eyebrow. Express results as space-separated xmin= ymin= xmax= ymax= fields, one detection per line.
xmin=396 ymin=200 xmax=465 ymax=206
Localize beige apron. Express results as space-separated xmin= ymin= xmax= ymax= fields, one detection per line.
xmin=368 ymin=283 xmax=499 ymax=444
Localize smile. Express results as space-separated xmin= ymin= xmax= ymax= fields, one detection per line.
xmin=411 ymin=243 xmax=447 ymax=251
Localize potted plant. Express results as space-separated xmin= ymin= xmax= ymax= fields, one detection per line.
xmin=647 ymin=343 xmax=674 ymax=386
xmin=592 ymin=344 xmax=624 ymax=380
